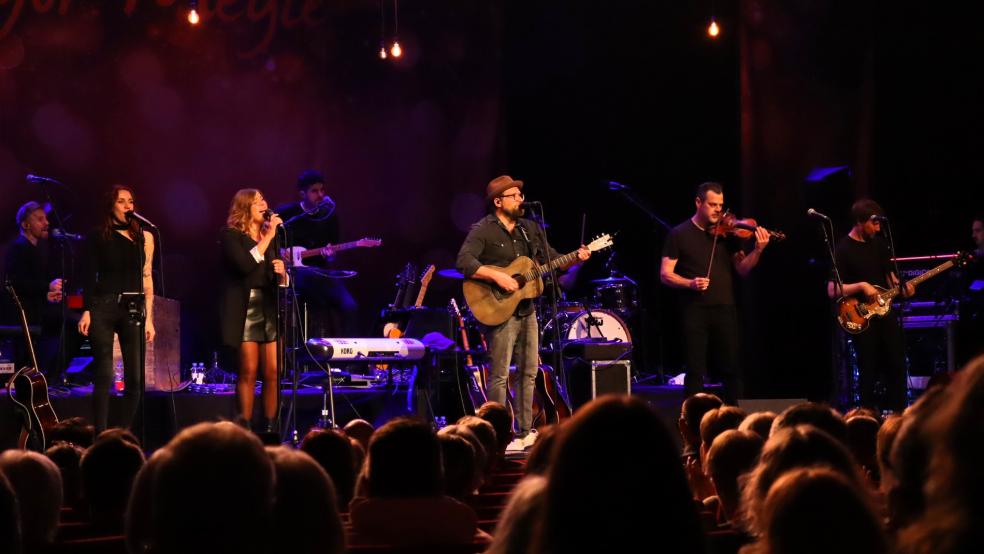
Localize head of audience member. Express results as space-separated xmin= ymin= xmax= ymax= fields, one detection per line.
xmin=900 ymin=355 xmax=984 ymax=554
xmin=846 ymin=415 xmax=882 ymax=485
xmin=486 ymin=475 xmax=547 ymax=554
xmin=771 ymin=402 xmax=848 ymax=445
xmin=437 ymin=432 xmax=479 ymax=500
xmin=535 ymin=395 xmax=705 ymax=553
xmin=0 ymin=449 xmax=62 ymax=549
xmin=886 ymin=382 xmax=950 ymax=530
xmin=438 ymin=424 xmax=485 ymax=484
xmin=349 ymin=437 xmax=366 ymax=473
xmin=140 ymin=422 xmax=276 ymax=554
xmin=365 ymin=417 xmax=443 ymax=499
xmin=48 ymin=416 xmax=95 ymax=448
xmin=751 ymin=467 xmax=888 ymax=554
xmin=739 ymin=411 xmax=776 ymax=441
xmin=705 ymin=429 xmax=764 ymax=524
xmin=96 ymin=427 xmax=141 ymax=447
xmin=266 ymin=446 xmax=345 ymax=554
xmin=476 ymin=401 xmax=514 ymax=456
xmin=0 ymin=471 xmax=21 ymax=554
xmin=343 ymin=419 xmax=375 ymax=452
xmin=700 ymin=406 xmax=747 ymax=465
xmin=456 ymin=415 xmax=498 ymax=476
xmin=45 ymin=441 xmax=85 ymax=510
xmin=743 ymin=424 xmax=864 ymax=536
xmin=679 ymin=393 xmax=723 ymax=457
xmin=80 ymin=434 xmax=146 ymax=530
xmin=845 ymin=406 xmax=883 ymax=424
xmin=525 ymin=423 xmax=559 ymax=476
xmin=300 ymin=428 xmax=359 ymax=508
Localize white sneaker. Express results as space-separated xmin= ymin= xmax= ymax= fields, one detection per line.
xmin=506 ymin=438 xmax=525 ymax=452
xmin=521 ymin=429 xmax=539 ymax=448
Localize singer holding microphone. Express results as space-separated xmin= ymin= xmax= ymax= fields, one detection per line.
xmin=78 ymin=185 xmax=155 ymax=433
xmin=219 ymin=189 xmax=287 ymax=432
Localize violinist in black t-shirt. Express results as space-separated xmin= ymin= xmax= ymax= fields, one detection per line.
xmin=827 ymin=198 xmax=913 ymax=412
xmin=660 ymin=182 xmax=772 ymax=404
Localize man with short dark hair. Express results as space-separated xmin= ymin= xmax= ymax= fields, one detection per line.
xmin=277 ymin=170 xmax=357 ymax=337
xmin=828 ymin=198 xmax=912 ymax=412
xmin=661 ymin=182 xmax=772 ymax=403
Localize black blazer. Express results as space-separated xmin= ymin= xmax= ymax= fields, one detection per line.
xmin=218 ymin=227 xmax=279 ymax=347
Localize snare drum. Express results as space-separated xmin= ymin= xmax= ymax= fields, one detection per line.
xmin=540 ymin=309 xmax=632 ymax=347
xmin=593 ymin=281 xmax=638 ymax=315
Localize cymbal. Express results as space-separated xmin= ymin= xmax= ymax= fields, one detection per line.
xmin=592 ymin=275 xmax=637 ymax=286
xmin=436 ymin=268 xmax=465 ymax=279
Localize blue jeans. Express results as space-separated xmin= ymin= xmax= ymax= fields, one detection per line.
xmin=485 ymin=309 xmax=538 ymax=436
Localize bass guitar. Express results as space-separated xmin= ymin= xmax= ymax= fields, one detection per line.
xmin=836 ymin=251 xmax=971 ymax=334
xmin=4 ymin=283 xmax=59 ymax=451
xmin=463 ymin=233 xmax=614 ymax=326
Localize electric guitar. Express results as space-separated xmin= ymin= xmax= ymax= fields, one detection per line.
xmin=450 ymin=298 xmax=487 ymax=414
xmin=284 ymin=237 xmax=382 ymax=267
xmin=4 ymin=283 xmax=59 ymax=451
xmin=836 ymin=251 xmax=971 ymax=334
xmin=463 ymin=233 xmax=614 ymax=326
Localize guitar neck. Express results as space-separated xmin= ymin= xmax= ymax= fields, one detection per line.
xmin=299 ymin=240 xmax=362 ymax=258
xmin=414 ymin=283 xmax=430 ymax=307
xmin=521 ymin=250 xmax=581 ymax=281
xmin=882 ymin=260 xmax=955 ymax=300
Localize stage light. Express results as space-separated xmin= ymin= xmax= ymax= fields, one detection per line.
xmin=390 ymin=40 xmax=402 ymax=58
xmin=707 ymin=18 xmax=720 ymax=38
xmin=379 ymin=46 xmax=388 ymax=59
xmin=188 ymin=9 xmax=200 ymax=25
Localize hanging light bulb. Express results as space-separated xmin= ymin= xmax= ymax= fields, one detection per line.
xmin=707 ymin=18 xmax=720 ymax=38
xmin=390 ymin=40 xmax=402 ymax=58
xmin=187 ymin=0 xmax=200 ymax=25
xmin=379 ymin=45 xmax=388 ymax=59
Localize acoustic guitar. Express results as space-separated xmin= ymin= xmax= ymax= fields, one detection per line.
xmin=4 ymin=283 xmax=59 ymax=451
xmin=463 ymin=233 xmax=614 ymax=326
xmin=836 ymin=251 xmax=970 ymax=334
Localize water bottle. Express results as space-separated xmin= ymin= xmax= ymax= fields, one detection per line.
xmin=195 ymin=363 xmax=205 ymax=385
xmin=114 ymin=361 xmax=125 ymax=392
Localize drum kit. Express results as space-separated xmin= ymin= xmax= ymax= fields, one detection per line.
xmin=436 ymin=266 xmax=638 ymax=353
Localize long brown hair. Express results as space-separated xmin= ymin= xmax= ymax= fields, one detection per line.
xmin=101 ymin=185 xmax=141 ymax=241
xmin=226 ymin=188 xmax=260 ymax=236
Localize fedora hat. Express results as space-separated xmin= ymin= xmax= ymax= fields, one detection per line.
xmin=485 ymin=175 xmax=524 ymax=200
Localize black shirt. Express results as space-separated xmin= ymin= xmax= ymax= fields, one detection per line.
xmin=83 ymin=230 xmax=144 ymax=310
xmin=1 ymin=235 xmax=52 ymax=325
xmin=662 ymin=219 xmax=740 ymax=306
xmin=833 ymin=234 xmax=894 ymax=299
xmin=277 ymin=201 xmax=340 ymax=268
xmin=456 ymin=214 xmax=562 ymax=317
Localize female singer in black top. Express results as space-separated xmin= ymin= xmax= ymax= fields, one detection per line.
xmin=219 ymin=189 xmax=287 ymax=431
xmin=78 ymin=185 xmax=156 ymax=433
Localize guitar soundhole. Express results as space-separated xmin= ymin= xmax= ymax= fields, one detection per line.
xmin=513 ymin=274 xmax=526 ymax=288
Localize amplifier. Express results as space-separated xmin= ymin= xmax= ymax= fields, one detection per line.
xmin=560 ymin=339 xmax=632 ymax=361
xmin=567 ymin=359 xmax=632 ymax=410
xmin=305 ymin=338 xmax=427 ymax=362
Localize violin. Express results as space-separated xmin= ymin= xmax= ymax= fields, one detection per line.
xmin=710 ymin=212 xmax=786 ymax=242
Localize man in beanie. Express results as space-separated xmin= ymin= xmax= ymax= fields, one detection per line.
xmin=456 ymin=176 xmax=589 ymax=451
xmin=276 ymin=170 xmax=357 ymax=337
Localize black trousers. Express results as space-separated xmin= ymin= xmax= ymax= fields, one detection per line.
xmin=682 ymin=304 xmax=743 ymax=404
xmin=88 ymin=295 xmax=144 ymax=432
xmin=852 ymin=314 xmax=907 ymax=412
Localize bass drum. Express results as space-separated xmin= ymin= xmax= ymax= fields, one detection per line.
xmin=540 ymin=309 xmax=632 ymax=348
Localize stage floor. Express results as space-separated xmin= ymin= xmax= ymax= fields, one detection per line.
xmin=1 ymin=381 xmax=693 ymax=451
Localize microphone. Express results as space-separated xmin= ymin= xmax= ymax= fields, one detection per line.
xmin=26 ymin=174 xmax=64 ymax=185
xmin=522 ymin=200 xmax=542 ymax=205
xmin=807 ymin=208 xmax=831 ymax=220
xmin=262 ymin=209 xmax=274 ymax=221
xmin=869 ymin=214 xmax=889 ymax=222
xmin=606 ymin=180 xmax=629 ymax=191
xmin=50 ymin=229 xmax=83 ymax=240
xmin=125 ymin=211 xmax=158 ymax=229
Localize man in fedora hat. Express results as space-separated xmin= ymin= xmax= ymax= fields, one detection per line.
xmin=456 ymin=175 xmax=590 ymax=451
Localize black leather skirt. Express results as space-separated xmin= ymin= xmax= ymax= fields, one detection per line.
xmin=242 ymin=289 xmax=277 ymax=343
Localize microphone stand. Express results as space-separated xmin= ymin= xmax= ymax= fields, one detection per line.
xmin=36 ymin=179 xmax=71 ymax=387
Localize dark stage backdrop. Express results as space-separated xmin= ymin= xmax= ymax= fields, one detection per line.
xmin=2 ymin=1 xmax=981 ymax=400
